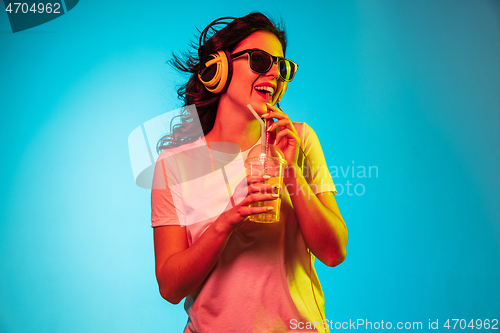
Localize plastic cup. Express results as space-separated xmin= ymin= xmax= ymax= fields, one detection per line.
xmin=244 ymin=155 xmax=286 ymax=223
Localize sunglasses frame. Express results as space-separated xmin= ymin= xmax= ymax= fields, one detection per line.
xmin=230 ymin=49 xmax=298 ymax=82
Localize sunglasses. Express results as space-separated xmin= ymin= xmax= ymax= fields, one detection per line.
xmin=230 ymin=49 xmax=298 ymax=82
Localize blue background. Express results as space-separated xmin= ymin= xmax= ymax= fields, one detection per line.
xmin=1 ymin=0 xmax=499 ymax=332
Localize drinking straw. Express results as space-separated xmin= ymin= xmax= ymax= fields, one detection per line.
xmin=264 ymin=93 xmax=272 ymax=175
xmin=247 ymin=103 xmax=268 ymax=175
xmin=246 ymin=104 xmax=266 ymax=155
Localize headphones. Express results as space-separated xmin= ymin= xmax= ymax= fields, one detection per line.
xmin=197 ymin=17 xmax=286 ymax=104
xmin=197 ymin=17 xmax=235 ymax=94
xmin=198 ymin=50 xmax=233 ymax=94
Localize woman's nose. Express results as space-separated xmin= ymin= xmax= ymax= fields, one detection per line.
xmin=266 ymin=62 xmax=280 ymax=78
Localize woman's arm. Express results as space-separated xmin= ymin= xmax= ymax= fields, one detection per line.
xmin=153 ymin=220 xmax=232 ymax=304
xmin=153 ymin=175 xmax=278 ymax=304
xmin=283 ymin=164 xmax=348 ymax=267
xmin=263 ymin=105 xmax=348 ymax=267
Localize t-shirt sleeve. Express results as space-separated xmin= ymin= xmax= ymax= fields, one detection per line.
xmin=150 ymin=151 xmax=186 ymax=228
xmin=296 ymin=122 xmax=337 ymax=195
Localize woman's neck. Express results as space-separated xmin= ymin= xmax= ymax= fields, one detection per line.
xmin=204 ymin=99 xmax=263 ymax=152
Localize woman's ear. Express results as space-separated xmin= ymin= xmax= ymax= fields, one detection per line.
xmin=274 ymin=81 xmax=288 ymax=104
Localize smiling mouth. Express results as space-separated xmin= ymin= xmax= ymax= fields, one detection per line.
xmin=254 ymin=86 xmax=275 ymax=96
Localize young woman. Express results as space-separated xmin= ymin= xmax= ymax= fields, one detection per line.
xmin=151 ymin=13 xmax=348 ymax=332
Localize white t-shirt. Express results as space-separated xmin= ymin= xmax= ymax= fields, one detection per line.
xmin=151 ymin=123 xmax=336 ymax=333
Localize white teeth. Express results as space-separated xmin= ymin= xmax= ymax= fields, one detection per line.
xmin=255 ymin=86 xmax=275 ymax=96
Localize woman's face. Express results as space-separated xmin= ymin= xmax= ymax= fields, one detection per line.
xmin=223 ymin=31 xmax=286 ymax=115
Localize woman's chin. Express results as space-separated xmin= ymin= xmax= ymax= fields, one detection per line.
xmin=248 ymin=101 xmax=267 ymax=116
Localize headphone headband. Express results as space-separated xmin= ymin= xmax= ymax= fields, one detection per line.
xmin=198 ymin=17 xmax=237 ymax=50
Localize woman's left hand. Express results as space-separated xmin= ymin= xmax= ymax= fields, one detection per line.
xmin=262 ymin=103 xmax=301 ymax=169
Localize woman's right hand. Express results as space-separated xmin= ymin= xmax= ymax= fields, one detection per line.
xmin=214 ymin=175 xmax=280 ymax=234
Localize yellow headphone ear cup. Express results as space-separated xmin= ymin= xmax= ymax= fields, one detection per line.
xmin=198 ymin=50 xmax=230 ymax=94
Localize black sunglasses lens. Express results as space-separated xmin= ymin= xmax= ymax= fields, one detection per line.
xmin=248 ymin=50 xmax=296 ymax=81
xmin=279 ymin=60 xmax=296 ymax=81
xmin=250 ymin=51 xmax=272 ymax=72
